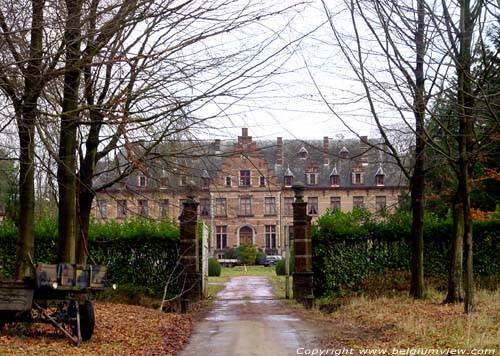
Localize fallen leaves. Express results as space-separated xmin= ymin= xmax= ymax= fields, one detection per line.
xmin=0 ymin=302 xmax=192 ymax=356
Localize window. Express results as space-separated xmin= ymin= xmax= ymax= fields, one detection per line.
xmin=239 ymin=170 xmax=251 ymax=186
xmin=353 ymin=196 xmax=364 ymax=209
xmin=200 ymin=198 xmax=210 ymax=217
xmin=308 ymin=197 xmax=318 ymax=215
xmin=96 ymin=200 xmax=107 ymax=219
xmin=284 ymin=197 xmax=294 ymax=216
xmin=264 ymin=197 xmax=276 ymax=215
xmin=160 ymin=176 xmax=169 ymax=189
xmin=201 ymin=177 xmax=210 ymax=189
xmin=216 ymin=226 xmax=227 ymax=249
xmin=330 ymin=197 xmax=341 ymax=212
xmin=330 ymin=175 xmax=340 ymax=187
xmin=265 ymin=225 xmax=277 ymax=249
xmin=259 ymin=176 xmax=266 ymax=187
xmin=239 ymin=196 xmax=252 ymax=216
xmin=225 ymin=176 xmax=232 ymax=187
xmin=179 ymin=175 xmax=187 ymax=186
xmin=306 ymin=165 xmax=319 ymax=186
xmin=138 ymin=175 xmax=147 ymax=187
xmin=376 ymin=174 xmax=385 ymax=186
xmin=284 ymin=175 xmax=293 ymax=187
xmin=214 ymin=198 xmax=227 ymax=216
xmin=297 ymin=147 xmax=308 ymax=159
xmin=352 ymin=172 xmax=364 ymax=185
xmin=376 ymin=196 xmax=387 ymax=212
xmin=117 ymin=200 xmax=127 ymax=219
xmin=179 ymin=199 xmax=187 ymax=215
xmin=159 ymin=199 xmax=169 ymax=218
xmin=138 ymin=200 xmax=148 ymax=216
xmin=307 ymin=173 xmax=317 ymax=185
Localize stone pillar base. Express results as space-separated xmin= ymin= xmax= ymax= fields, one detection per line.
xmin=293 ymin=271 xmax=314 ymax=308
xmin=181 ymin=272 xmax=202 ymax=313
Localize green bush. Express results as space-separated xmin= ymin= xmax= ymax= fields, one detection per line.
xmin=236 ymin=244 xmax=257 ymax=265
xmin=275 ymin=258 xmax=294 ymax=276
xmin=208 ymin=258 xmax=221 ymax=277
xmin=312 ymin=211 xmax=500 ymax=297
xmin=255 ymin=250 xmax=266 ymax=265
xmin=0 ymin=218 xmax=181 ymax=296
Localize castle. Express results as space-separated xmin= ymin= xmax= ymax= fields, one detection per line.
xmin=94 ymin=128 xmax=407 ymax=257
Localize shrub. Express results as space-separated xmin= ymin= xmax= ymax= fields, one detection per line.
xmin=255 ymin=250 xmax=266 ymax=265
xmin=208 ymin=258 xmax=222 ymax=277
xmin=275 ymin=257 xmax=294 ymax=276
xmin=236 ymin=244 xmax=257 ymax=265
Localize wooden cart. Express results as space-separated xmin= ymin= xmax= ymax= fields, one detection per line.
xmin=0 ymin=263 xmax=107 ymax=346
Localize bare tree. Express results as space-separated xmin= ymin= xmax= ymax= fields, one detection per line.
xmin=1 ymin=0 xmax=310 ymax=271
xmin=317 ymin=0 xmax=448 ymax=298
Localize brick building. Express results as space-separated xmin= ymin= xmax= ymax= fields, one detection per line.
xmin=94 ymin=128 xmax=407 ymax=257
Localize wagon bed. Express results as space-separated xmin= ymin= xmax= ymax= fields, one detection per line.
xmin=0 ymin=263 xmax=107 ymax=346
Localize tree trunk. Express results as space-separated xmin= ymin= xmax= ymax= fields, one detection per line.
xmin=57 ymin=0 xmax=83 ymax=263
xmin=76 ymin=183 xmax=95 ymax=264
xmin=445 ymin=192 xmax=464 ymax=303
xmin=14 ymin=0 xmax=45 ymax=279
xmin=15 ymin=110 xmax=36 ymax=279
xmin=409 ymin=0 xmax=426 ymax=299
xmin=456 ymin=0 xmax=475 ymax=313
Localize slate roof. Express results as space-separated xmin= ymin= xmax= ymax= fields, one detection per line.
xmin=96 ymin=132 xmax=407 ymax=191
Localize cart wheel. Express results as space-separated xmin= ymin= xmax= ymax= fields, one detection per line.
xmin=80 ymin=300 xmax=95 ymax=341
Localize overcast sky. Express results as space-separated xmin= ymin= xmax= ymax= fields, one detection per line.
xmin=197 ymin=1 xmax=382 ymax=142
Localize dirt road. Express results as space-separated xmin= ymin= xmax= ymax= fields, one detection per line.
xmin=179 ymin=276 xmax=325 ymax=356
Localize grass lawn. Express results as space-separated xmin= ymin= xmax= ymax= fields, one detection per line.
xmin=207 ymin=265 xmax=292 ymax=299
xmin=291 ymin=289 xmax=500 ymax=351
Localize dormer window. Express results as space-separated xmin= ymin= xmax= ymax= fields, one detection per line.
xmin=201 ymin=170 xmax=210 ymax=189
xmin=138 ymin=174 xmax=147 ymax=187
xmin=306 ymin=163 xmax=319 ymax=186
xmin=160 ymin=176 xmax=169 ymax=189
xmin=375 ymin=166 xmax=385 ymax=186
xmin=297 ymin=147 xmax=308 ymax=160
xmin=329 ymin=165 xmax=340 ymax=187
xmin=201 ymin=177 xmax=210 ymax=189
xmin=284 ymin=166 xmax=294 ymax=187
xmin=352 ymin=170 xmax=364 ymax=185
xmin=307 ymin=173 xmax=317 ymax=185
xmin=340 ymin=146 xmax=349 ymax=159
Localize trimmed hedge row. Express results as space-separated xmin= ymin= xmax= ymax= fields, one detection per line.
xmin=313 ymin=212 xmax=500 ymax=297
xmin=0 ymin=218 xmax=180 ymax=294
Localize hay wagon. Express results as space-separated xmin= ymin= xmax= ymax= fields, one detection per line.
xmin=0 ymin=263 xmax=107 ymax=346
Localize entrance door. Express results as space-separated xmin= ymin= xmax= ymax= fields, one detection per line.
xmin=239 ymin=226 xmax=253 ymax=245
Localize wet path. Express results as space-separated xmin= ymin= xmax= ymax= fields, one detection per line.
xmin=179 ymin=276 xmax=323 ymax=356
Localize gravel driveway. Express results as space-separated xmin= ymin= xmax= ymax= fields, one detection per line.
xmin=179 ymin=276 xmax=325 ymax=356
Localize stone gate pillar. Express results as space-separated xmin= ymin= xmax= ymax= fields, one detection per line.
xmin=292 ymin=182 xmax=314 ymax=308
xmin=179 ymin=192 xmax=201 ymax=312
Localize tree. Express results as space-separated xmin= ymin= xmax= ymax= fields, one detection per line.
xmin=317 ymin=0 xmax=446 ymax=298
xmin=1 ymin=0 xmax=309 ymax=272
xmin=0 ymin=0 xmax=47 ymax=278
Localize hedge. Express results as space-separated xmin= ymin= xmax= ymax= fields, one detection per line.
xmin=313 ymin=212 xmax=500 ymax=297
xmin=0 ymin=218 xmax=180 ymax=295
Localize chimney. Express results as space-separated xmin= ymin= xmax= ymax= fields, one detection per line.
xmin=238 ymin=128 xmax=252 ymax=146
xmin=277 ymin=137 xmax=283 ymax=165
xmin=323 ymin=136 xmax=329 ymax=166
xmin=360 ymin=136 xmax=369 ymax=164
